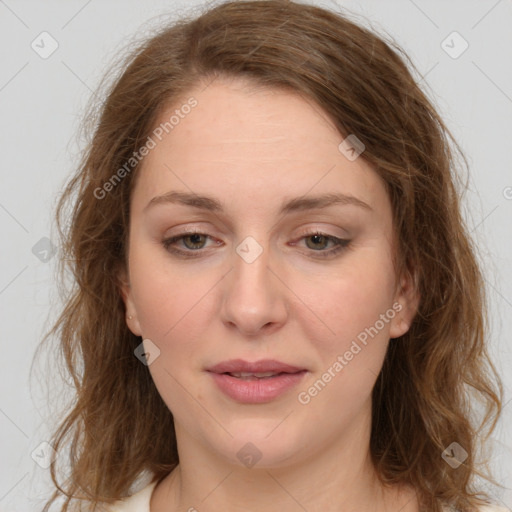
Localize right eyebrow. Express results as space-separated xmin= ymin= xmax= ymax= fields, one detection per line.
xmin=144 ymin=191 xmax=222 ymax=213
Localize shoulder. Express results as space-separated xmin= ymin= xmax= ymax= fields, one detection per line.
xmin=100 ymin=481 xmax=158 ymax=512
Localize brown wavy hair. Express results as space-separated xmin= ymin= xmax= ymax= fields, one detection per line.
xmin=37 ymin=1 xmax=503 ymax=510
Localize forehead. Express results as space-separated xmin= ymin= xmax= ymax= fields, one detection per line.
xmin=130 ymin=78 xmax=388 ymax=216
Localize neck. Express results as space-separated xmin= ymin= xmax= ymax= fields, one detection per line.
xmin=150 ymin=403 xmax=418 ymax=512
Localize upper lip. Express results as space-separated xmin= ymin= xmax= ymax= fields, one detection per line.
xmin=206 ymin=359 xmax=306 ymax=374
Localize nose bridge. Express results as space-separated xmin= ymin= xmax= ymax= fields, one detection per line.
xmin=220 ymin=233 xmax=287 ymax=334
xmin=231 ymin=233 xmax=274 ymax=301
xmin=234 ymin=235 xmax=270 ymax=285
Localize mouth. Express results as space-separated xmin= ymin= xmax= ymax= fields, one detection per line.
xmin=222 ymin=371 xmax=304 ymax=380
xmin=206 ymin=358 xmax=307 ymax=375
xmin=206 ymin=359 xmax=308 ymax=403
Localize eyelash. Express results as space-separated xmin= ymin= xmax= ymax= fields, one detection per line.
xmin=161 ymin=230 xmax=351 ymax=259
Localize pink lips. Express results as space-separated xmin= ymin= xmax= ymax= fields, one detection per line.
xmin=206 ymin=359 xmax=308 ymax=404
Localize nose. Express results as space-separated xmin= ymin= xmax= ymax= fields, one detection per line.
xmin=220 ymin=238 xmax=288 ymax=337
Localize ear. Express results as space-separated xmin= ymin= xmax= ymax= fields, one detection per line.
xmin=389 ymin=265 xmax=420 ymax=339
xmin=117 ymin=265 xmax=143 ymax=337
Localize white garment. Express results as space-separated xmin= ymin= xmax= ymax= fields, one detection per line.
xmin=103 ymin=480 xmax=510 ymax=512
xmin=103 ymin=480 xmax=156 ymax=511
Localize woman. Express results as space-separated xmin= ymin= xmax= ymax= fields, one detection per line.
xmin=40 ymin=1 xmax=505 ymax=511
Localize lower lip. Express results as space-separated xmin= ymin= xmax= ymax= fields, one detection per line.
xmin=209 ymin=371 xmax=308 ymax=404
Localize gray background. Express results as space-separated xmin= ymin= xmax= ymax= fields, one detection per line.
xmin=0 ymin=0 xmax=511 ymax=510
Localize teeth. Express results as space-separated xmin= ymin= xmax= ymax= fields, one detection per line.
xmin=229 ymin=371 xmax=281 ymax=379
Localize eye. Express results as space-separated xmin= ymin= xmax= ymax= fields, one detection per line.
xmin=162 ymin=231 xmax=218 ymax=257
xmin=294 ymin=231 xmax=351 ymax=259
xmin=304 ymin=233 xmax=335 ymax=250
xmin=172 ymin=233 xmax=207 ymax=250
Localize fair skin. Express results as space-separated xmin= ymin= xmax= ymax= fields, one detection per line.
xmin=120 ymin=77 xmax=420 ymax=512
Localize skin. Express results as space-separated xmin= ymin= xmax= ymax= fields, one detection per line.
xmin=119 ymin=76 xmax=420 ymax=512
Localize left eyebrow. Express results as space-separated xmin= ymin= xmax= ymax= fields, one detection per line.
xmin=279 ymin=193 xmax=373 ymax=214
xmin=143 ymin=191 xmax=373 ymax=214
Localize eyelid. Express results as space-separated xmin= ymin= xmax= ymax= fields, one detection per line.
xmin=293 ymin=225 xmax=350 ymax=240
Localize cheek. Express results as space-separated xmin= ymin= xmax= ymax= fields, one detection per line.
xmin=128 ymin=248 xmax=220 ymax=413
xmin=296 ymin=250 xmax=397 ymax=356
xmin=293 ymin=262 xmax=395 ymax=420
xmin=129 ymin=243 xmax=218 ymax=340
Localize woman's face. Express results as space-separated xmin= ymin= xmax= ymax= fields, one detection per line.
xmin=120 ymin=77 xmax=418 ymax=468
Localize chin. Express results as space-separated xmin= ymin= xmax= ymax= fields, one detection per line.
xmin=215 ymin=425 xmax=307 ymax=470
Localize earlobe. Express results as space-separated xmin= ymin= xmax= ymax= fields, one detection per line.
xmin=389 ymin=315 xmax=410 ymax=339
xmin=126 ymin=313 xmax=143 ymax=337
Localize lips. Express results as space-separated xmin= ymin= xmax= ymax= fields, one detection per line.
xmin=206 ymin=359 xmax=308 ymax=403
xmin=207 ymin=358 xmax=306 ymax=375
